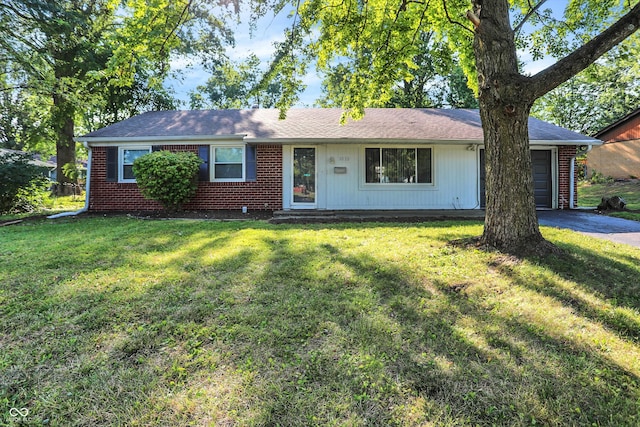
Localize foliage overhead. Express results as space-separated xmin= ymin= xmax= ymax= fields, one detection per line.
xmin=254 ymin=0 xmax=640 ymax=120
xmin=189 ymin=54 xmax=290 ymax=109
xmin=317 ymin=31 xmax=478 ymax=109
xmin=132 ymin=150 xmax=202 ymax=211
xmin=532 ymin=44 xmax=640 ymax=135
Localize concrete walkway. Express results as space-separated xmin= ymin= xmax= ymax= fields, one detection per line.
xmin=537 ymin=210 xmax=640 ymax=248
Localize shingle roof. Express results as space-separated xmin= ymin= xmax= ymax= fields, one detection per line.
xmin=80 ymin=108 xmax=599 ymax=144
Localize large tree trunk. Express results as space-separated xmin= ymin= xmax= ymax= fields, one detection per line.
xmin=53 ymin=93 xmax=77 ymax=196
xmin=479 ymin=101 xmax=544 ymax=251
xmin=472 ymin=0 xmax=547 ymax=254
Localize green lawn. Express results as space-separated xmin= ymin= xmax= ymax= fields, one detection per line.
xmin=2 ymin=194 xmax=85 ymax=221
xmin=2 ymin=217 xmax=640 ymax=426
xmin=578 ymin=180 xmax=640 ymax=221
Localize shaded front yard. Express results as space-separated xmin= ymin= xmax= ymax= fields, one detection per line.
xmin=2 ymin=217 xmax=640 ymax=426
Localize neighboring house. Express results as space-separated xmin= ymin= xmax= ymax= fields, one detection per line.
xmin=0 ymin=148 xmax=56 ymax=179
xmin=46 ymin=156 xmax=88 ymax=182
xmin=588 ymin=108 xmax=640 ymax=179
xmin=75 ymin=108 xmax=601 ymax=212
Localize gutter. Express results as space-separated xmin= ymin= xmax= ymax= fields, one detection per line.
xmin=47 ymin=142 xmax=92 ymax=219
xmin=569 ymin=144 xmax=592 ymax=209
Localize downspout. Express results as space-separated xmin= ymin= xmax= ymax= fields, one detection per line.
xmin=569 ymin=144 xmax=592 ymax=209
xmin=47 ymin=142 xmax=92 ymax=219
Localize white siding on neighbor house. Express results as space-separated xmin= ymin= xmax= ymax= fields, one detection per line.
xmin=282 ymin=144 xmax=482 ymax=210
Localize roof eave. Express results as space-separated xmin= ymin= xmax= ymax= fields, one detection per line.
xmin=248 ymin=138 xmax=602 ymax=145
xmin=76 ymin=134 xmax=246 ymax=145
xmin=247 ymin=138 xmax=487 ymax=145
xmin=529 ymin=139 xmax=603 ymax=146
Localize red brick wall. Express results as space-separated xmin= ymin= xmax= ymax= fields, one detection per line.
xmin=558 ymin=145 xmax=577 ymax=209
xmin=89 ymin=145 xmax=282 ymax=211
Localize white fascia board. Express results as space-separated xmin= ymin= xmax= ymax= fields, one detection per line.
xmin=76 ymin=134 xmax=246 ymax=146
xmin=248 ymin=138 xmax=601 ymax=145
xmin=529 ymin=139 xmax=603 ymax=146
xmin=246 ymin=138 xmax=486 ymax=145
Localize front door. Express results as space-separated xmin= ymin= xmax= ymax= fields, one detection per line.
xmin=531 ymin=150 xmax=552 ymax=208
xmin=292 ymin=147 xmax=316 ymax=207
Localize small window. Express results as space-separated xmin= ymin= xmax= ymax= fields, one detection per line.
xmin=213 ymin=146 xmax=244 ymax=181
xmin=119 ymin=147 xmax=151 ymax=182
xmin=365 ymin=147 xmax=432 ymax=184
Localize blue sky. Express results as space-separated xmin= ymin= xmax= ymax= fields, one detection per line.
xmin=167 ymin=9 xmax=324 ymax=107
xmin=167 ymin=4 xmax=559 ymax=108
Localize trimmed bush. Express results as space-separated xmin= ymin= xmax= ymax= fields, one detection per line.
xmin=132 ymin=150 xmax=202 ymax=211
xmin=0 ymin=151 xmax=48 ymax=214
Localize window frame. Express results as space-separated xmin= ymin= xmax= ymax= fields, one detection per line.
xmin=118 ymin=146 xmax=151 ymax=183
xmin=210 ymin=145 xmax=246 ymax=182
xmin=362 ymin=146 xmax=434 ymax=187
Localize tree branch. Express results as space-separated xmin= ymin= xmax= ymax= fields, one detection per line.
xmin=158 ymin=0 xmax=193 ymax=58
xmin=529 ymin=1 xmax=640 ymax=100
xmin=513 ymin=0 xmax=549 ymax=34
xmin=442 ymin=0 xmax=473 ymax=34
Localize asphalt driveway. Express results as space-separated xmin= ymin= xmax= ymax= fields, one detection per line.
xmin=538 ymin=210 xmax=640 ymax=248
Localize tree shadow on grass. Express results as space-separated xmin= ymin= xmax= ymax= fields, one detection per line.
xmin=140 ymin=232 xmax=639 ymax=426
xmin=513 ymin=238 xmax=640 ymax=341
xmin=3 ymin=219 xmax=640 ymax=426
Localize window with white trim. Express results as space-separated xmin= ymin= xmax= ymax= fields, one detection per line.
xmin=119 ymin=146 xmax=151 ymax=182
xmin=365 ymin=147 xmax=432 ymax=184
xmin=212 ymin=146 xmax=245 ymax=181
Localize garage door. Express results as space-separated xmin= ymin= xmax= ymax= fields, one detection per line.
xmin=480 ymin=149 xmax=553 ymax=208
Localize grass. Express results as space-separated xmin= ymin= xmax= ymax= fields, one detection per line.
xmin=1 ymin=216 xmax=640 ymax=426
xmin=578 ymin=179 xmax=640 ymax=221
xmin=42 ymin=193 xmax=85 ymax=212
xmin=1 ymin=194 xmax=85 ymax=221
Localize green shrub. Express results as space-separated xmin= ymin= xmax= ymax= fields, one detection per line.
xmin=0 ymin=151 xmax=48 ymax=214
xmin=132 ymin=150 xmax=202 ymax=211
xmin=589 ymin=170 xmax=613 ymax=184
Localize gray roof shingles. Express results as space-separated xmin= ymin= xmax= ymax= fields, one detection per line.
xmin=81 ymin=108 xmax=599 ymax=143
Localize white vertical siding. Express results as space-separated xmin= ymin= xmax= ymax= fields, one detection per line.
xmin=282 ymin=144 xmax=481 ymax=210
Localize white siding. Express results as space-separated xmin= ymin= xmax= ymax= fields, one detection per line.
xmin=282 ymin=144 xmax=481 ymax=210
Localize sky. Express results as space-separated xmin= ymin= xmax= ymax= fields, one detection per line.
xmin=167 ymin=9 xmax=324 ymax=107
xmin=166 ymin=4 xmax=559 ymax=109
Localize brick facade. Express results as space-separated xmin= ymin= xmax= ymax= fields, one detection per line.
xmin=587 ymin=139 xmax=640 ymax=179
xmin=558 ymin=145 xmax=577 ymax=209
xmin=89 ymin=145 xmax=282 ymax=211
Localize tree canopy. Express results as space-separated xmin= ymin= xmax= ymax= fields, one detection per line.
xmin=189 ymin=54 xmax=288 ymax=109
xmin=317 ymin=31 xmax=478 ymax=109
xmin=0 ymin=0 xmax=233 ymax=191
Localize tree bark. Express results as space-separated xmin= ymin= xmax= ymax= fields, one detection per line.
xmin=472 ymin=0 xmax=545 ymax=253
xmin=53 ymin=93 xmax=77 ymax=196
